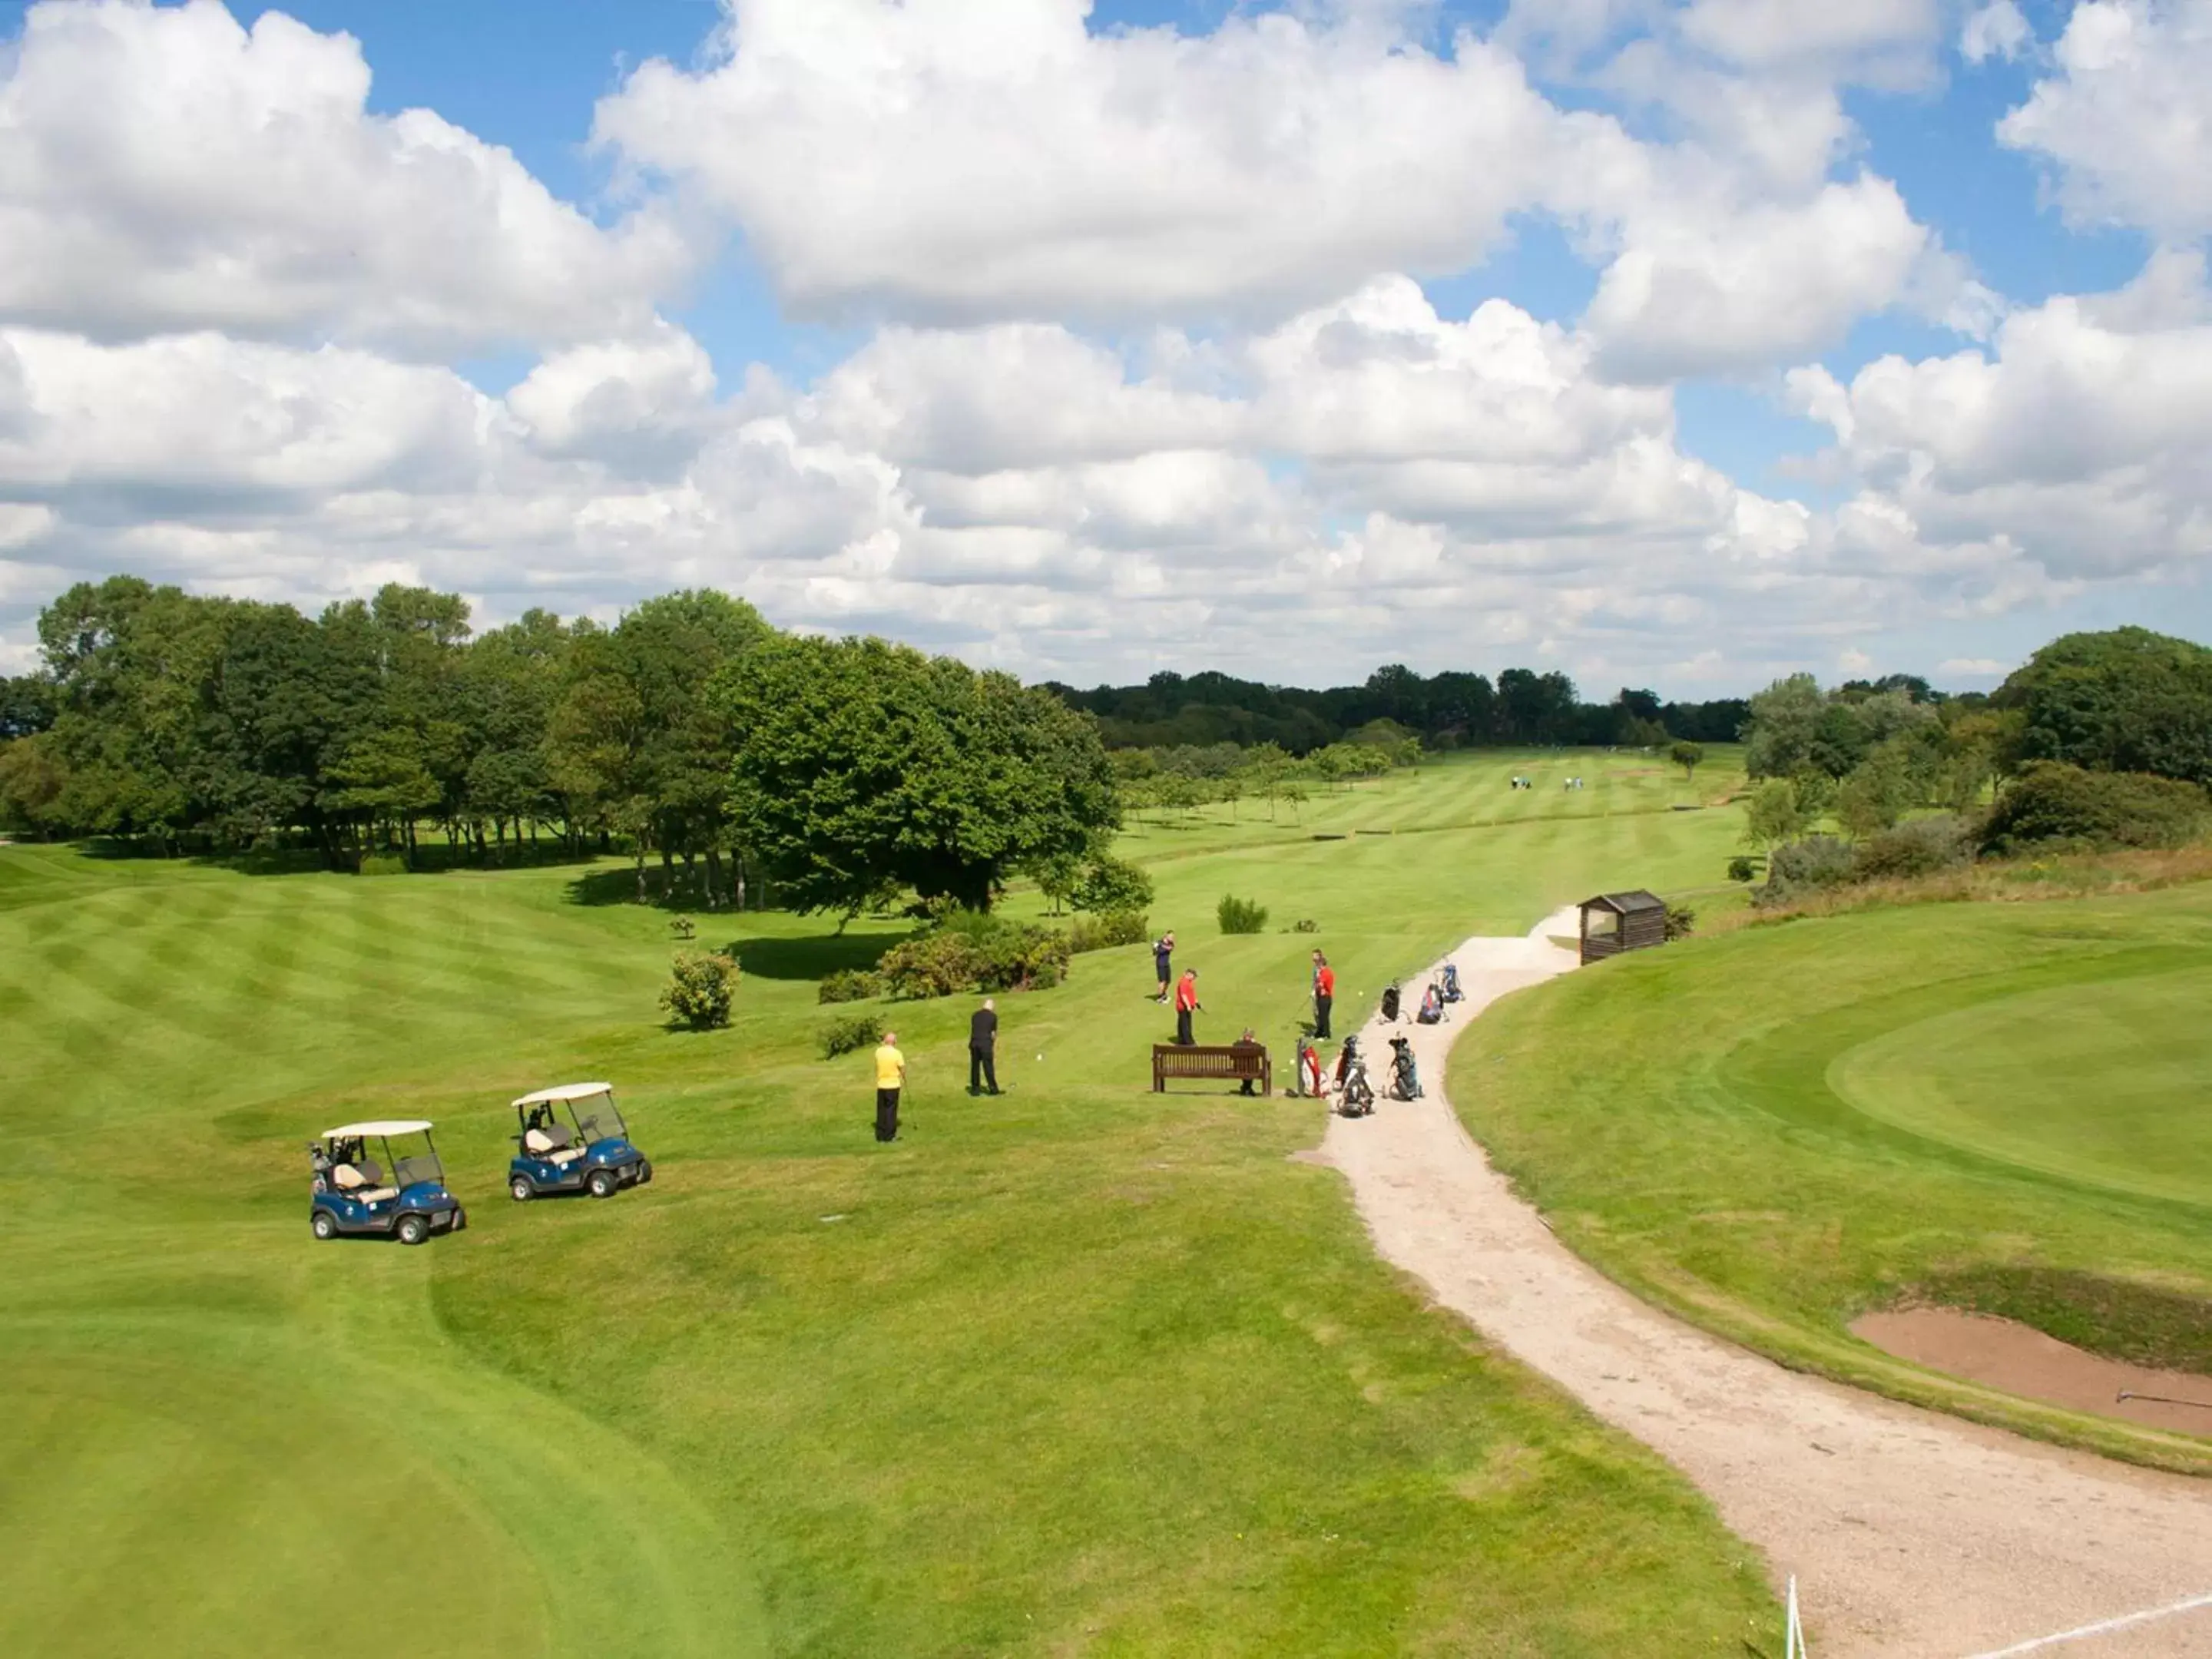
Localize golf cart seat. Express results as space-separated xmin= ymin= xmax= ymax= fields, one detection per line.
xmin=330 ymin=1162 xmax=399 ymax=1204
xmin=522 ymin=1128 xmax=587 ymax=1167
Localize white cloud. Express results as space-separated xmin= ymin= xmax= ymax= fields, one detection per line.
xmin=595 ymin=0 xmax=1606 ymax=323
xmin=0 ymin=0 xmax=694 ymax=353
xmin=1790 ymin=253 xmax=2212 ymax=584
xmin=1960 ymin=2 xmax=2031 ymax=64
xmin=1999 ymin=0 xmax=2212 ymax=243
xmin=1678 ymin=0 xmax=1945 ymax=81
xmin=1939 ymin=657 xmax=2007 ymax=675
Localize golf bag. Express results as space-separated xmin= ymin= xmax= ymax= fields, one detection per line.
xmin=1416 ymin=981 xmax=1444 ymax=1025
xmin=1388 ymin=1035 xmax=1422 ymax=1101
xmin=1440 ymin=962 xmax=1464 ymax=1003
xmin=1335 ymin=1036 xmax=1375 ymax=1118
xmin=1379 ymin=983 xmax=1402 ymax=1023
xmin=1294 ymin=1036 xmax=1325 ymax=1098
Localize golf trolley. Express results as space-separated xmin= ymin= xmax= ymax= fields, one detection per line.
xmin=308 ymin=1121 xmax=466 ymax=1244
xmin=1387 ymin=1035 xmax=1423 ymax=1101
xmin=508 ymin=1082 xmax=653 ymax=1201
xmin=1334 ymin=1035 xmax=1376 ymax=1118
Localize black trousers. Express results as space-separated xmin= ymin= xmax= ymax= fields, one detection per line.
xmin=969 ymin=1046 xmax=998 ymax=1093
xmin=1314 ymin=993 xmax=1333 ymax=1038
xmin=1175 ymin=1007 xmax=1194 ymax=1045
xmin=875 ymin=1087 xmax=900 ymax=1143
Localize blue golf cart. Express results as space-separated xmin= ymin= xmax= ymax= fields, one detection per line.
xmin=308 ymin=1120 xmax=467 ymax=1244
xmin=507 ymin=1082 xmax=652 ymax=1201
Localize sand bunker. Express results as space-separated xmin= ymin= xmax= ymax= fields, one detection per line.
xmin=1856 ymin=1306 xmax=2212 ymax=1438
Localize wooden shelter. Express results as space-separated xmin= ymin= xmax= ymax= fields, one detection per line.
xmin=1577 ymin=890 xmax=1668 ymax=965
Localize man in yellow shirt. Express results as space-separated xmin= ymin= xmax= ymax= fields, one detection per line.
xmin=873 ymin=1031 xmax=907 ymax=1144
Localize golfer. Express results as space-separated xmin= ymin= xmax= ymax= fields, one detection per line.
xmin=969 ymin=997 xmax=999 ymax=1096
xmin=1311 ymin=949 xmax=1335 ymax=1039
xmin=1153 ymin=929 xmax=1176 ymax=1002
xmin=1173 ymin=967 xmax=1201 ymax=1045
xmin=873 ymin=1030 xmax=906 ymax=1143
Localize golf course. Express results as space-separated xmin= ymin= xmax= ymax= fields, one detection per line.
xmin=1454 ymin=879 xmax=2212 ymax=1472
xmin=1 ymin=748 xmax=1787 ymax=1657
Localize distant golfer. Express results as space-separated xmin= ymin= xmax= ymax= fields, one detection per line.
xmin=1174 ymin=967 xmax=1201 ymax=1045
xmin=1153 ymin=929 xmax=1176 ymax=1002
xmin=969 ymin=997 xmax=1000 ymax=1096
xmin=1311 ymin=949 xmax=1335 ymax=1039
xmin=873 ymin=1031 xmax=906 ymax=1143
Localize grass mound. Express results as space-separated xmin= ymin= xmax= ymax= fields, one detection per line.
xmin=1453 ymin=881 xmax=2212 ymax=1471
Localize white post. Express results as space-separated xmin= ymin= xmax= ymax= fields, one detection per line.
xmin=1786 ymin=1575 xmax=1807 ymax=1657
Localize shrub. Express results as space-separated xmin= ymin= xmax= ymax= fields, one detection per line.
xmin=817 ymin=969 xmax=884 ymax=1004
xmin=1068 ymin=909 xmax=1148 ymax=954
xmin=1757 ymin=835 xmax=1856 ymax=906
xmin=1217 ymin=894 xmax=1269 ymax=935
xmin=819 ymin=1012 xmax=880 ymax=1060
xmin=671 ymin=915 xmax=697 ymax=940
xmin=1291 ymin=918 xmax=1320 ymax=933
xmin=1979 ymin=761 xmax=2209 ymax=856
xmin=661 ymin=950 xmax=740 ymax=1030
xmin=358 ymin=851 xmax=408 ymax=876
xmin=875 ymin=910 xmax=1073 ymax=998
xmin=1663 ymin=902 xmax=1696 ymax=940
xmin=1853 ymin=815 xmax=1972 ymax=880
xmin=1726 ymin=856 xmax=1757 ymax=882
xmin=1072 ymin=855 xmax=1155 ymax=914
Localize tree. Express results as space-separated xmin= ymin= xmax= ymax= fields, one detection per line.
xmin=1669 ymin=740 xmax=1705 ymax=782
xmin=1836 ymin=740 xmax=1916 ymax=838
xmin=1995 ymin=627 xmax=2212 ymax=786
xmin=719 ymin=634 xmax=1120 ymax=917
xmin=1743 ymin=674 xmax=1825 ymax=779
xmin=1742 ymin=777 xmax=1807 ymax=866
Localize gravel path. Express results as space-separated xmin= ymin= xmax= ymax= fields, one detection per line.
xmin=1316 ymin=914 xmax=2212 ymax=1657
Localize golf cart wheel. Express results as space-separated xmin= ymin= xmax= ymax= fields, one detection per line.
xmin=509 ymin=1174 xmax=535 ymax=1203
xmin=311 ymin=1210 xmax=339 ymax=1241
xmin=588 ymin=1167 xmax=619 ymax=1199
xmin=396 ymin=1213 xmax=431 ymax=1247
xmin=636 ymin=1159 xmax=653 ymax=1185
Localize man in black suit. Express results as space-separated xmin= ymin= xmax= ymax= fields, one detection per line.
xmin=969 ymin=997 xmax=1000 ymax=1095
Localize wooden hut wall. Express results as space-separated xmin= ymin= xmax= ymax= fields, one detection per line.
xmin=1621 ymin=908 xmax=1667 ymax=951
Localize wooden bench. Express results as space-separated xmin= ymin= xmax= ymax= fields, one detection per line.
xmin=1152 ymin=1043 xmax=1271 ymax=1096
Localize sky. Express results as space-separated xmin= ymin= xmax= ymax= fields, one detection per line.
xmin=1 ymin=1 xmax=2209 ymax=696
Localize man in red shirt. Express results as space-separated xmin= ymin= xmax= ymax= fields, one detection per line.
xmin=1311 ymin=950 xmax=1335 ymax=1039
xmin=1173 ymin=968 xmax=1201 ymax=1045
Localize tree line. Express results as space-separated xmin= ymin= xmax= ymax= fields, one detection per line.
xmin=1736 ymin=629 xmax=2212 ymax=890
xmin=0 ymin=575 xmax=1118 ymax=916
xmin=1046 ymin=666 xmax=1750 ymax=753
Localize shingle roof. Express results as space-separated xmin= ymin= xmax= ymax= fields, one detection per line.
xmin=1580 ymin=889 xmax=1666 ymax=914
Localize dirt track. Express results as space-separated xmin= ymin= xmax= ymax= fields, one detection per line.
xmin=1315 ymin=914 xmax=2212 ymax=1657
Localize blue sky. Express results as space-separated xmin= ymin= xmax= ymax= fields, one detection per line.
xmin=1 ymin=0 xmax=2207 ymax=694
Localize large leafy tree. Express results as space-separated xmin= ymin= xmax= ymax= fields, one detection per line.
xmin=720 ymin=634 xmax=1120 ymax=916
xmin=1996 ymin=627 xmax=2212 ymax=785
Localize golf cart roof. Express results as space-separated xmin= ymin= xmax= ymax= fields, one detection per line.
xmin=322 ymin=1120 xmax=434 ymax=1139
xmin=512 ymin=1081 xmax=615 ymax=1108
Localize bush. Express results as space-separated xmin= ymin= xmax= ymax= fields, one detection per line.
xmin=1726 ymin=856 xmax=1757 ymax=883
xmin=358 ymin=851 xmax=408 ymax=876
xmin=1291 ymin=918 xmax=1320 ymax=933
xmin=1663 ymin=902 xmax=1696 ymax=940
xmin=1980 ymin=762 xmax=2209 ymax=856
xmin=661 ymin=950 xmax=740 ymax=1030
xmin=1072 ymin=855 xmax=1155 ymax=914
xmin=1757 ymin=835 xmax=1856 ymax=905
xmin=875 ymin=910 xmax=1074 ymax=998
xmin=1853 ymin=815 xmax=1972 ymax=880
xmin=819 ymin=1012 xmax=880 ymax=1060
xmin=671 ymin=916 xmax=697 ymax=940
xmin=1068 ymin=909 xmax=1148 ymax=954
xmin=1217 ymin=894 xmax=1269 ymax=935
xmin=817 ymin=969 xmax=884 ymax=1004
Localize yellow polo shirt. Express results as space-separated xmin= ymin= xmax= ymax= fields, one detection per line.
xmin=873 ymin=1043 xmax=906 ymax=1091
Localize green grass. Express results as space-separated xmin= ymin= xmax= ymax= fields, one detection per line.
xmin=0 ymin=749 xmax=1777 ymax=1656
xmin=1451 ymin=883 xmax=2212 ymax=1473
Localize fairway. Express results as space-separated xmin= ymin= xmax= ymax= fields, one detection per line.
xmin=1452 ymin=883 xmax=2212 ymax=1470
xmin=0 ymin=749 xmax=1782 ymax=1657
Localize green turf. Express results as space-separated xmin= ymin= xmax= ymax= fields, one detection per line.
xmin=1451 ymin=883 xmax=2212 ymax=1471
xmin=0 ymin=749 xmax=1779 ymax=1656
